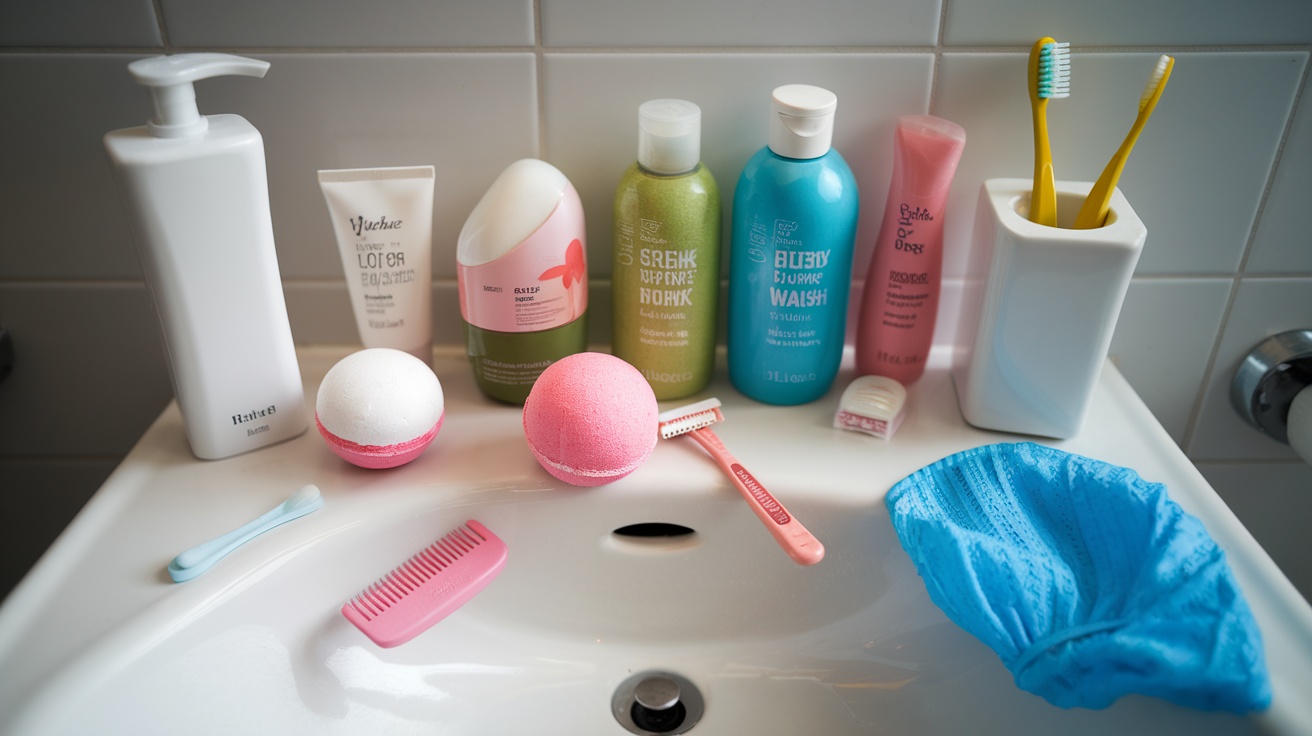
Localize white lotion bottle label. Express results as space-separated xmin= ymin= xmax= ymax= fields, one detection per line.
xmin=319 ymin=166 xmax=435 ymax=363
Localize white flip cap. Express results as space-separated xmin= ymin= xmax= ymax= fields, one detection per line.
xmin=768 ymin=84 xmax=837 ymax=160
xmin=128 ymin=53 xmax=270 ymax=138
xmin=457 ymin=158 xmax=572 ymax=266
xmin=637 ymin=99 xmax=701 ymax=175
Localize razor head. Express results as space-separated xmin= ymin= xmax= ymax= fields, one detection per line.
xmin=657 ymin=398 xmax=724 ymax=439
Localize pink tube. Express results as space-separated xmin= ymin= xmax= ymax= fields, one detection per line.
xmin=856 ymin=115 xmax=966 ymax=384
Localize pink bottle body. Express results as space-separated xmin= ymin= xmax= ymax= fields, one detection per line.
xmin=856 ymin=115 xmax=966 ymax=384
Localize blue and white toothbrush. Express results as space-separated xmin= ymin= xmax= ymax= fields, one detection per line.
xmin=167 ymin=484 xmax=324 ymax=582
xmin=1027 ymin=37 xmax=1072 ymax=226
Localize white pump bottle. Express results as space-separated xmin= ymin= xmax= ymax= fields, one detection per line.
xmin=104 ymin=53 xmax=307 ymax=460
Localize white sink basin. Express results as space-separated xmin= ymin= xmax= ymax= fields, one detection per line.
xmin=1 ymin=347 xmax=1309 ymax=735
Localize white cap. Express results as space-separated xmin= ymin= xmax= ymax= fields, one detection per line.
xmin=637 ymin=99 xmax=701 ymax=175
xmin=768 ymin=84 xmax=837 ymax=160
xmin=128 ymin=53 xmax=270 ymax=138
xmin=457 ymin=159 xmax=572 ymax=266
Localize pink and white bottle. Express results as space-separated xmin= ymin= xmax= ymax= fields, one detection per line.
xmin=856 ymin=115 xmax=966 ymax=384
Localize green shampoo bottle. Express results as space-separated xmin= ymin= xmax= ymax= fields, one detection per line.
xmin=612 ymin=99 xmax=721 ymax=400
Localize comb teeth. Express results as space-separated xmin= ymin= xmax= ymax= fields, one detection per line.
xmin=658 ymin=398 xmax=724 ymax=439
xmin=1038 ymin=41 xmax=1071 ymax=99
xmin=346 ymin=524 xmax=485 ymax=621
xmin=341 ymin=519 xmax=507 ymax=648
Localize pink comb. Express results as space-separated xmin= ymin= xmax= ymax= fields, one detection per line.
xmin=658 ymin=399 xmax=825 ymax=566
xmin=342 ymin=520 xmax=508 ymax=648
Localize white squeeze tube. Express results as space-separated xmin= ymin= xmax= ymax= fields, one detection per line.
xmin=319 ymin=166 xmax=436 ymax=364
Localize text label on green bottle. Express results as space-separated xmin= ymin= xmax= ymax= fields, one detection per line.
xmin=613 ymin=163 xmax=720 ymax=400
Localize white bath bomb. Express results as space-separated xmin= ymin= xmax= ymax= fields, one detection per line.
xmin=315 ymin=348 xmax=444 ymax=469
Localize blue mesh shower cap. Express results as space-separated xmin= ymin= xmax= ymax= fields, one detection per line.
xmin=885 ymin=442 xmax=1270 ymax=712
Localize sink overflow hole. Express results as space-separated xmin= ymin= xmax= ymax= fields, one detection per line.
xmin=613 ymin=523 xmax=696 ymax=538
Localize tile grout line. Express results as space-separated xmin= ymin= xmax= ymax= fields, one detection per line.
xmin=1178 ymin=52 xmax=1311 ymax=456
xmin=1235 ymin=51 xmax=1311 ymax=277
xmin=4 ymin=44 xmax=1307 ymax=57
xmin=533 ymin=0 xmax=548 ymax=158
xmin=151 ymin=0 xmax=170 ymax=51
xmin=927 ymin=0 xmax=950 ymax=116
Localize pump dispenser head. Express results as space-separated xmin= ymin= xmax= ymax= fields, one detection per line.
xmin=768 ymin=84 xmax=837 ymax=160
xmin=128 ymin=53 xmax=270 ymax=139
xmin=637 ymin=99 xmax=702 ymax=175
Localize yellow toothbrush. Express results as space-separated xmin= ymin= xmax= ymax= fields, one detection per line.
xmin=1027 ymin=37 xmax=1071 ymax=227
xmin=1073 ymin=55 xmax=1173 ymax=229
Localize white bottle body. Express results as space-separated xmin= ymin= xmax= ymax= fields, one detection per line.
xmin=105 ymin=114 xmax=307 ymax=459
xmin=952 ymin=178 xmax=1145 ymax=439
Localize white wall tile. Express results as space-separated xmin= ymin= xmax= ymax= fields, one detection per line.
xmin=943 ymin=0 xmax=1312 ymax=46
xmin=1110 ymin=278 xmax=1232 ymax=444
xmin=0 ymin=284 xmax=171 ymax=456
xmin=541 ymin=0 xmax=941 ymax=47
xmin=543 ymin=53 xmax=935 ymax=280
xmin=1248 ymin=82 xmax=1312 ymax=274
xmin=1121 ymin=51 xmax=1305 ymax=276
xmin=1190 ymin=278 xmax=1312 ymax=460
xmin=0 ymin=54 xmax=539 ymax=283
xmin=282 ymin=283 xmax=361 ymax=346
xmin=934 ymin=51 xmax=1304 ymax=278
xmin=0 ymin=55 xmax=150 ymax=280
xmin=0 ymin=0 xmax=161 ymax=47
xmin=932 ymin=54 xmax=1025 ymax=279
xmin=160 ymin=0 xmax=534 ymax=48
xmin=1199 ymin=462 xmax=1312 ymax=601
xmin=201 ymin=53 xmax=539 ymax=280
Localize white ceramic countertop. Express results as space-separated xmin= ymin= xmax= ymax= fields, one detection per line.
xmin=1 ymin=345 xmax=1309 ymax=733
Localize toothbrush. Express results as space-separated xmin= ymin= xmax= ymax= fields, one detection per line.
xmin=1027 ymin=37 xmax=1071 ymax=227
xmin=658 ymin=399 xmax=825 ymax=566
xmin=342 ymin=520 xmax=508 ymax=648
xmin=1073 ymin=54 xmax=1174 ymax=229
xmin=167 ymin=484 xmax=324 ymax=582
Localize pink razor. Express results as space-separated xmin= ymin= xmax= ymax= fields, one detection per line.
xmin=658 ymin=399 xmax=825 ymax=566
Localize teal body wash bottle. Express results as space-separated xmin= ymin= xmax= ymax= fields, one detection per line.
xmin=613 ymin=99 xmax=721 ymax=400
xmin=727 ymin=85 xmax=859 ymax=405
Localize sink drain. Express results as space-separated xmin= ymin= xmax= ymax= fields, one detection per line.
xmin=612 ymin=671 xmax=704 ymax=735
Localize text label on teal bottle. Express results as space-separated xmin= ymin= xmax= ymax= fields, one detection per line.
xmin=728 ymin=89 xmax=859 ymax=406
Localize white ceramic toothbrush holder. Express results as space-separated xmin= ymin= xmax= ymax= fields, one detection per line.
xmin=952 ymin=178 xmax=1146 ymax=439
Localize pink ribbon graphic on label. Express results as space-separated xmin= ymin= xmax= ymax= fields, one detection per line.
xmin=537 ymin=238 xmax=586 ymax=321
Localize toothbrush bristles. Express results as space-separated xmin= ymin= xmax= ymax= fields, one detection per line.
xmin=1038 ymin=41 xmax=1071 ymax=99
xmin=1140 ymin=55 xmax=1172 ymax=110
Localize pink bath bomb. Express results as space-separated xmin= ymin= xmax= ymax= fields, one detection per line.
xmin=522 ymin=352 xmax=659 ymax=486
xmin=316 ymin=348 xmax=445 ymax=469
